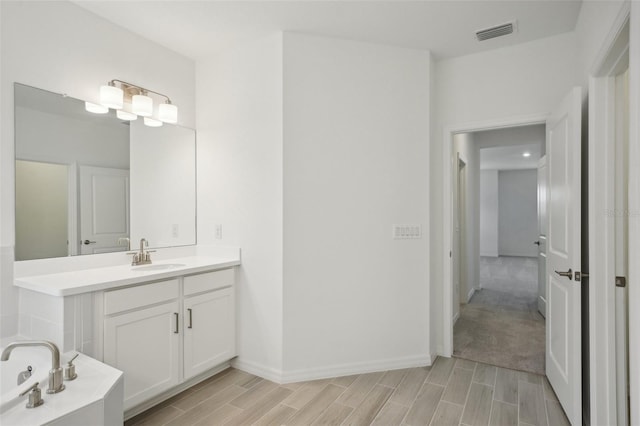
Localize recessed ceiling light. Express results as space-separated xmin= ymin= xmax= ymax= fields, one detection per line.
xmin=523 ymin=152 xmax=531 ymax=157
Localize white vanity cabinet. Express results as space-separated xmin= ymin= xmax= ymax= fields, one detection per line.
xmin=99 ymin=268 xmax=236 ymax=412
xmin=183 ymin=268 xmax=236 ymax=380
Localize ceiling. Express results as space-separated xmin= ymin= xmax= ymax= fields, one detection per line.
xmin=74 ymin=1 xmax=583 ymax=61
xmin=480 ymin=143 xmax=541 ymax=170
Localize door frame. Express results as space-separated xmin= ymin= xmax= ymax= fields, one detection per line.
xmin=629 ymin=5 xmax=640 ymax=425
xmin=588 ymin=3 xmax=632 ymax=424
xmin=441 ymin=113 xmax=548 ymax=357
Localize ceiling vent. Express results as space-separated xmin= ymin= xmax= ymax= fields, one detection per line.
xmin=476 ymin=21 xmax=516 ymax=41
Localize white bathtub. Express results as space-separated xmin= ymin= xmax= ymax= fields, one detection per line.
xmin=0 ymin=346 xmax=123 ymax=426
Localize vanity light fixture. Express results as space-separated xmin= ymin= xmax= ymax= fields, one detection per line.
xmin=116 ymin=110 xmax=137 ymax=121
xmin=99 ymin=82 xmax=124 ymax=109
xmin=132 ymin=93 xmax=153 ymax=117
xmin=93 ymin=79 xmax=178 ymax=126
xmin=84 ymin=102 xmax=108 ymax=114
xmin=523 ymin=152 xmax=531 ymax=157
xmin=143 ymin=117 xmax=163 ymax=127
xmin=158 ymin=102 xmax=178 ymax=124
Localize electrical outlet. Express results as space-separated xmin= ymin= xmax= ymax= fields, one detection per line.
xmin=172 ymin=224 xmax=179 ymax=238
xmin=215 ymin=224 xmax=223 ymax=240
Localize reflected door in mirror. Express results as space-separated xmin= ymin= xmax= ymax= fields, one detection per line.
xmin=79 ymin=166 xmax=130 ymax=255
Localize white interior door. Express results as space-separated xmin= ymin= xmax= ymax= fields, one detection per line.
xmin=79 ymin=165 xmax=130 ymax=255
xmin=546 ymin=86 xmax=583 ymax=426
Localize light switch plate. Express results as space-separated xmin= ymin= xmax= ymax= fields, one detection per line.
xmin=393 ymin=224 xmax=422 ymax=239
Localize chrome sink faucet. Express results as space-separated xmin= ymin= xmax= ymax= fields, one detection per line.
xmin=128 ymin=238 xmax=154 ymax=266
xmin=1 ymin=340 xmax=65 ymax=394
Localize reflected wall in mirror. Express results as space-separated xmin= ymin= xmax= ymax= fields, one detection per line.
xmin=14 ymin=83 xmax=197 ymax=261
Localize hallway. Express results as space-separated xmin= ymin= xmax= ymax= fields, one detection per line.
xmin=453 ymin=256 xmax=544 ymax=375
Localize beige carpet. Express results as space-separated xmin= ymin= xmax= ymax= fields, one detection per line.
xmin=453 ymin=302 xmax=545 ymax=375
xmin=453 ymin=256 xmax=545 ymax=375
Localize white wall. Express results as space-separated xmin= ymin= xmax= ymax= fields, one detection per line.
xmin=197 ymin=32 xmax=431 ymax=380
xmin=430 ymin=32 xmax=580 ymax=354
xmin=498 ymin=169 xmax=538 ymax=257
xmin=130 ymin=121 xmax=196 ymax=248
xmin=282 ymin=34 xmax=431 ymax=378
xmin=0 ymin=1 xmax=195 ymax=339
xmin=480 ymin=170 xmax=498 ymax=257
xmin=196 ymin=34 xmax=284 ymax=379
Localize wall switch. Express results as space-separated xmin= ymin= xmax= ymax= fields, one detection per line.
xmin=215 ymin=224 xmax=223 ymax=240
xmin=393 ymin=224 xmax=422 ymax=239
xmin=172 ymin=224 xmax=179 ymax=238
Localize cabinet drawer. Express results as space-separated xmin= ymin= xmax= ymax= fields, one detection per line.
xmin=105 ymin=279 xmax=179 ymax=315
xmin=184 ymin=268 xmax=234 ymax=296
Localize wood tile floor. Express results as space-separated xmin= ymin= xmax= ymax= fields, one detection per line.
xmin=125 ymin=357 xmax=570 ymax=426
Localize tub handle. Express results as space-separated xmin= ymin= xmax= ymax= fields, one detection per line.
xmin=19 ymin=381 xmax=44 ymax=408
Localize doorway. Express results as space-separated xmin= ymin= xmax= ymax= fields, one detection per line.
xmin=451 ymin=125 xmax=546 ymax=375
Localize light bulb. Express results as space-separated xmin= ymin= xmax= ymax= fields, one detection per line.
xmin=144 ymin=117 xmax=163 ymax=127
xmin=100 ymin=84 xmax=123 ymax=109
xmin=132 ymin=94 xmax=153 ymax=117
xmin=85 ymin=102 xmax=108 ymax=114
xmin=117 ymin=110 xmax=137 ymax=121
xmin=158 ymin=103 xmax=178 ymax=124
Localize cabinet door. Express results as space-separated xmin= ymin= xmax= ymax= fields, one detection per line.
xmin=184 ymin=287 xmax=235 ymax=380
xmin=104 ymin=301 xmax=180 ymax=410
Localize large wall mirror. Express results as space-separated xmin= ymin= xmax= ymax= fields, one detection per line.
xmin=14 ymin=83 xmax=196 ymax=261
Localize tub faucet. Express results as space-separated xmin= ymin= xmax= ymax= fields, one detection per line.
xmin=1 ymin=340 xmax=65 ymax=394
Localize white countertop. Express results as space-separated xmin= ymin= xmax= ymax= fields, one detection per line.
xmin=14 ymin=255 xmax=240 ymax=297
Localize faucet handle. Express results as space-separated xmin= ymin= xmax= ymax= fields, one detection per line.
xmin=19 ymin=382 xmax=44 ymax=408
xmin=64 ymin=354 xmax=78 ymax=381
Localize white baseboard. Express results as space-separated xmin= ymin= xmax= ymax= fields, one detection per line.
xmin=231 ymin=358 xmax=284 ymax=384
xmin=233 ymin=354 xmax=433 ymax=384
xmin=281 ymin=354 xmax=433 ymax=383
xmin=466 ymin=287 xmax=476 ymax=303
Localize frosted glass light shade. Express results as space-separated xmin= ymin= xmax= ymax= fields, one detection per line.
xmin=100 ymin=85 xmax=123 ymax=109
xmin=132 ymin=94 xmax=153 ymax=117
xmin=144 ymin=117 xmax=163 ymax=127
xmin=116 ymin=110 xmax=137 ymax=121
xmin=85 ymin=102 xmax=108 ymax=114
xmin=158 ymin=103 xmax=178 ymax=124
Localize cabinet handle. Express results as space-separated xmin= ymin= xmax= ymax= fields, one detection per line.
xmin=187 ymin=308 xmax=193 ymax=329
xmin=174 ymin=312 xmax=179 ymax=334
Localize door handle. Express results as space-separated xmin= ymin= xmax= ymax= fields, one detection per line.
xmin=83 ymin=240 xmax=97 ymax=245
xmin=187 ymin=308 xmax=193 ymax=329
xmin=555 ymin=268 xmax=573 ymax=279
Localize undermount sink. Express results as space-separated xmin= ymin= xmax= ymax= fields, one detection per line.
xmin=132 ymin=263 xmax=186 ymax=271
